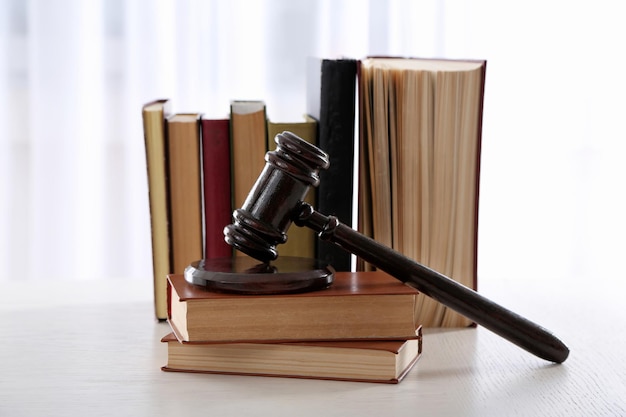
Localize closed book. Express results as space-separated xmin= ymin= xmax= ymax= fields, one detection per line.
xmin=167 ymin=271 xmax=420 ymax=343
xmin=161 ymin=327 xmax=422 ymax=384
xmin=306 ymin=58 xmax=357 ymax=272
xmin=142 ymin=99 xmax=172 ymax=320
xmin=167 ymin=113 xmax=204 ymax=274
xmin=266 ymin=115 xmax=318 ymax=259
xmin=357 ymin=57 xmax=486 ymax=327
xmin=200 ymin=117 xmax=232 ymax=259
xmin=230 ymin=100 xmax=268 ymax=215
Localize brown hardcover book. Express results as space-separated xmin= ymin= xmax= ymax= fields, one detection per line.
xmin=266 ymin=115 xmax=318 ymax=259
xmin=167 ymin=271 xmax=420 ymax=343
xmin=161 ymin=326 xmax=422 ymax=384
xmin=166 ymin=113 xmax=204 ymax=274
xmin=357 ymin=57 xmax=486 ymax=327
xmin=142 ymin=99 xmax=173 ymax=320
xmin=230 ymin=100 xmax=267 ymax=216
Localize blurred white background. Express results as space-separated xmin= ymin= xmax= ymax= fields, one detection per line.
xmin=1 ymin=0 xmax=624 ymax=294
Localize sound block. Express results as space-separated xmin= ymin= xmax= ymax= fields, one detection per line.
xmin=184 ymin=256 xmax=335 ymax=295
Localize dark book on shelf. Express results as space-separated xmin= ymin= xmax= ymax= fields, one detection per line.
xmin=306 ymin=58 xmax=358 ymax=272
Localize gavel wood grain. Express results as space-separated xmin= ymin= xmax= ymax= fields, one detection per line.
xmin=224 ymin=131 xmax=569 ymax=363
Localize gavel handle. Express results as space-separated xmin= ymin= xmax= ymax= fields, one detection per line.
xmin=296 ymin=203 xmax=569 ymax=363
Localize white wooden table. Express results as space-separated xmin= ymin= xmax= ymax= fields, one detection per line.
xmin=0 ymin=271 xmax=624 ymax=417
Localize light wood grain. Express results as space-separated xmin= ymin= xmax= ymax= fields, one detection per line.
xmin=0 ymin=274 xmax=624 ymax=416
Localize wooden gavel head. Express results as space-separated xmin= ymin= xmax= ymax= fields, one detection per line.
xmin=223 ymin=131 xmax=330 ymax=262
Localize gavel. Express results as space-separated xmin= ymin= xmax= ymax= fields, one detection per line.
xmin=224 ymin=131 xmax=569 ymax=364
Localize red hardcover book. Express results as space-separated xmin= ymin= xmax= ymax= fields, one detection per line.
xmin=200 ymin=117 xmax=233 ymax=259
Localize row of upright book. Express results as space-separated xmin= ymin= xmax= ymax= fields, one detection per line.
xmin=143 ymin=58 xmax=359 ymax=322
xmin=142 ymin=56 xmax=487 ymax=383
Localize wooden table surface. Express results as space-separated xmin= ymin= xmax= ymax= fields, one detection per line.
xmin=1 ymin=270 xmax=624 ymax=417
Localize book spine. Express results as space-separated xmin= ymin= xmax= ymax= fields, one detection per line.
xmin=471 ymin=62 xmax=487 ymax=292
xmin=142 ymin=100 xmax=172 ymax=320
xmin=167 ymin=114 xmax=204 ymax=273
xmin=201 ymin=118 xmax=233 ymax=259
xmin=230 ymin=101 xmax=268 ymax=216
xmin=308 ymin=58 xmax=357 ymax=271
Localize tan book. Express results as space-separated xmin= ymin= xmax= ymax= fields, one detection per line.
xmin=358 ymin=57 xmax=486 ymax=327
xmin=167 ymin=271 xmax=420 ymax=343
xmin=142 ymin=99 xmax=172 ymax=320
xmin=266 ymin=115 xmax=318 ymax=259
xmin=230 ymin=100 xmax=267 ymax=214
xmin=161 ymin=327 xmax=422 ymax=384
xmin=166 ymin=113 xmax=204 ymax=274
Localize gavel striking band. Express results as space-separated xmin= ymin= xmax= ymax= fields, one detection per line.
xmin=224 ymin=131 xmax=569 ymax=364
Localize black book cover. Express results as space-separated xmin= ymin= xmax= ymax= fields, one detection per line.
xmin=306 ymin=57 xmax=357 ymax=271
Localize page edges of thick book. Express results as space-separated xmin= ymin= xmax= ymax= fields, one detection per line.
xmin=356 ymin=57 xmax=485 ymax=326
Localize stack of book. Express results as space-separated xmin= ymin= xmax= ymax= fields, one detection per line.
xmin=161 ymin=270 xmax=422 ymax=383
